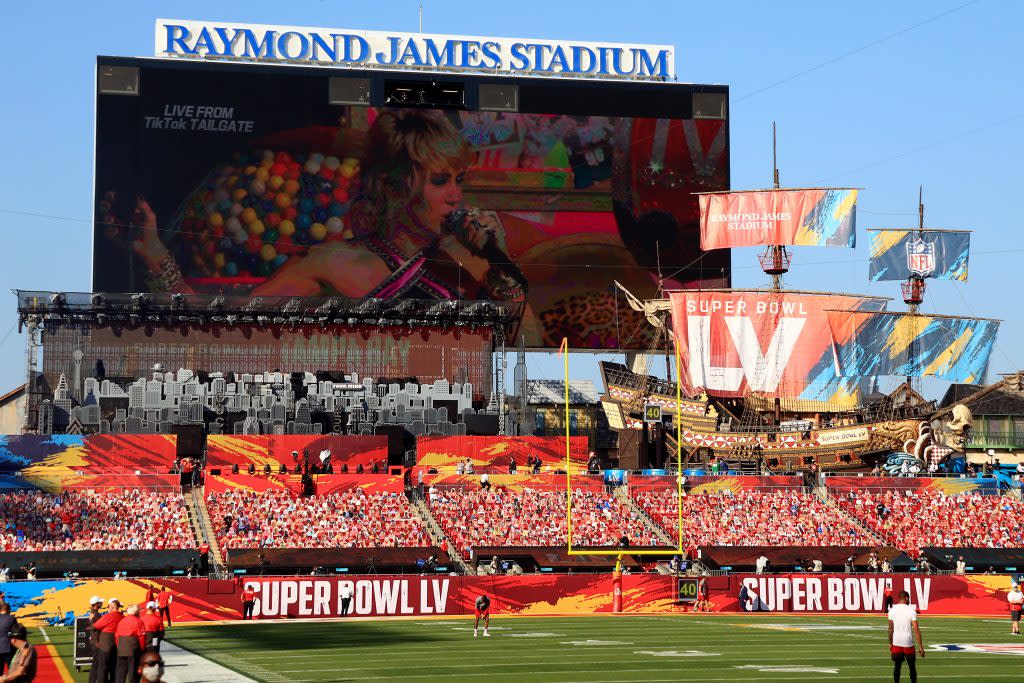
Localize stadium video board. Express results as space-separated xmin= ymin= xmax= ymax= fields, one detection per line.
xmin=93 ymin=58 xmax=730 ymax=349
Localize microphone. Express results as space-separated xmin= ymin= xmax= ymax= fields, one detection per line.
xmin=443 ymin=209 xmax=527 ymax=295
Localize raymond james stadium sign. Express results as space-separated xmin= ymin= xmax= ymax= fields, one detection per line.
xmin=155 ymin=19 xmax=675 ymax=80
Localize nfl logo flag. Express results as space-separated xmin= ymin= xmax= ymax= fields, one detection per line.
xmin=907 ymin=238 xmax=936 ymax=276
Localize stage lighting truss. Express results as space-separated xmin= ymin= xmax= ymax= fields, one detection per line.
xmin=15 ymin=290 xmax=522 ymax=337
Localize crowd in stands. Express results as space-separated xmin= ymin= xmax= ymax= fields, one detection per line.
xmin=427 ymin=485 xmax=658 ymax=555
xmin=632 ymin=488 xmax=870 ymax=546
xmin=834 ymin=488 xmax=1024 ymax=556
xmin=0 ymin=489 xmax=194 ymax=551
xmin=207 ymin=488 xmax=431 ymax=549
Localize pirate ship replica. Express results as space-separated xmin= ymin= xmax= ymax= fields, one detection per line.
xmin=605 ymin=130 xmax=999 ymax=473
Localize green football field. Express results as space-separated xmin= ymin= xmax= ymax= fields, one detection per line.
xmin=46 ymin=613 xmax=1023 ymax=682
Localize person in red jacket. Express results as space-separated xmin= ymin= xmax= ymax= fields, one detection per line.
xmin=156 ymin=589 xmax=172 ymax=628
xmin=241 ymin=586 xmax=256 ymax=621
xmin=115 ymin=604 xmax=147 ymax=683
xmin=91 ymin=599 xmax=123 ymax=683
xmin=140 ymin=603 xmax=164 ymax=651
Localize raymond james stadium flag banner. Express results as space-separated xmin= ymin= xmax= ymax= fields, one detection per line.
xmin=667 ymin=291 xmax=886 ymax=403
xmin=699 ymin=189 xmax=858 ymax=250
xmin=827 ymin=311 xmax=998 ymax=384
xmin=155 ymin=19 xmax=674 ymax=79
xmin=868 ymin=229 xmax=971 ymax=282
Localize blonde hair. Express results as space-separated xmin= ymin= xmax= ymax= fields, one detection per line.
xmin=353 ymin=109 xmax=475 ymax=238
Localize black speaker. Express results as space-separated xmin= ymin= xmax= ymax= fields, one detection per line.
xmin=374 ymin=424 xmax=413 ymax=465
xmin=328 ymin=77 xmax=370 ymax=105
xmin=479 ymin=84 xmax=518 ymax=112
xmin=98 ymin=66 xmax=139 ymax=95
xmin=692 ymin=92 xmax=726 ymax=119
xmin=173 ymin=424 xmax=204 ymax=457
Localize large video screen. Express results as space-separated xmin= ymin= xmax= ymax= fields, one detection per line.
xmin=93 ymin=62 xmax=729 ymax=348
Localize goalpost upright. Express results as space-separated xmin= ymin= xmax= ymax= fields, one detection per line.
xmin=560 ymin=338 xmax=686 ymax=556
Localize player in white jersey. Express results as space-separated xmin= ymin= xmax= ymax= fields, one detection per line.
xmin=888 ymin=591 xmax=924 ymax=683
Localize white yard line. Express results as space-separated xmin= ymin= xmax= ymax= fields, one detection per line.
xmin=161 ymin=640 xmax=262 ymax=683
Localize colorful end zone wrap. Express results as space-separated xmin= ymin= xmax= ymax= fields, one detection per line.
xmin=869 ymin=229 xmax=970 ymax=282
xmin=825 ymin=476 xmax=999 ymax=495
xmin=719 ymin=573 xmax=1017 ymax=614
xmin=415 ymin=436 xmax=590 ymax=473
xmin=699 ymin=189 xmax=857 ymax=250
xmin=828 ymin=311 xmax=998 ymax=384
xmin=204 ymin=473 xmax=405 ymax=496
xmin=668 ymin=291 xmax=886 ymax=402
xmin=0 ymin=434 xmax=176 ymax=474
xmin=205 ymin=435 xmax=388 ymax=470
xmin=422 ymin=473 xmax=605 ymax=491
xmin=629 ymin=475 xmax=802 ymax=493
xmin=14 ymin=573 xmax=1019 ymax=624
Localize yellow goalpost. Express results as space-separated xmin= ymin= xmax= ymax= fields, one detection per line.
xmin=559 ymin=338 xmax=685 ymax=556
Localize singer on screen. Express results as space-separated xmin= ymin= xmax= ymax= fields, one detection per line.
xmin=111 ymin=108 xmax=526 ymax=304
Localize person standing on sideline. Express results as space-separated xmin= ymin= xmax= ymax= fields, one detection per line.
xmin=136 ymin=647 xmax=165 ymax=683
xmin=92 ymin=599 xmax=123 ymax=683
xmin=474 ymin=595 xmax=490 ymax=637
xmin=340 ymin=584 xmax=353 ymax=616
xmin=0 ymin=604 xmax=15 ymax=674
xmin=883 ymin=580 xmax=894 ymax=612
xmin=1008 ymin=583 xmax=1023 ymax=636
xmin=85 ymin=596 xmax=104 ymax=683
xmin=0 ymin=624 xmax=35 ymax=683
xmin=888 ymin=591 xmax=924 ymax=683
xmin=156 ymin=589 xmax=172 ymax=628
xmin=0 ymin=564 xmax=8 ymax=583
xmin=241 ymin=586 xmax=256 ymax=620
xmin=140 ymin=604 xmax=163 ymax=651
xmin=114 ymin=605 xmax=146 ymax=683
xmin=955 ymin=556 xmax=966 ymax=575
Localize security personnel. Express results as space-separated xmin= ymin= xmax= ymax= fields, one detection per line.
xmin=84 ymin=596 xmax=104 ymax=683
xmin=91 ymin=599 xmax=123 ymax=683
xmin=140 ymin=603 xmax=164 ymax=651
xmin=114 ymin=605 xmax=146 ymax=683
xmin=198 ymin=541 xmax=210 ymax=574
xmin=241 ymin=586 xmax=256 ymax=620
xmin=156 ymin=589 xmax=172 ymax=628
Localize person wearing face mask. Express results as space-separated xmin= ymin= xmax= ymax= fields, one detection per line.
xmin=0 ymin=624 xmax=34 ymax=683
xmin=136 ymin=647 xmax=165 ymax=683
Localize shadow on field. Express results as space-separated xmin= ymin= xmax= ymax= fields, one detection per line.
xmin=168 ymin=619 xmax=448 ymax=653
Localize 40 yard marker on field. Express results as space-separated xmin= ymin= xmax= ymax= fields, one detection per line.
xmin=559 ymin=338 xmax=685 ymax=556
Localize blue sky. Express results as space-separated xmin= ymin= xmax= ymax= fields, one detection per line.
xmin=1 ymin=0 xmax=1020 ymax=398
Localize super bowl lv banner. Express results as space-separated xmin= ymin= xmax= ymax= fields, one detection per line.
xmin=668 ymin=291 xmax=885 ymax=402
xmin=699 ymin=189 xmax=858 ymax=250
xmin=828 ymin=311 xmax=998 ymax=384
xmin=869 ymin=229 xmax=971 ymax=281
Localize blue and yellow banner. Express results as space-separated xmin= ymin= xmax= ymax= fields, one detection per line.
xmin=827 ymin=311 xmax=998 ymax=383
xmin=868 ymin=229 xmax=970 ymax=281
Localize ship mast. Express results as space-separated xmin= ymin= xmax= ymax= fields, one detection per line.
xmin=900 ymin=187 xmax=926 ymax=404
xmin=759 ymin=122 xmax=791 ymax=291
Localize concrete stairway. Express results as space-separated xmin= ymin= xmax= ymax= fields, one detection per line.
xmin=184 ymin=487 xmax=225 ymax=573
xmin=813 ymin=484 xmax=885 ymax=545
xmin=614 ymin=485 xmax=676 ymax=546
xmin=406 ymin=487 xmax=472 ymax=573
